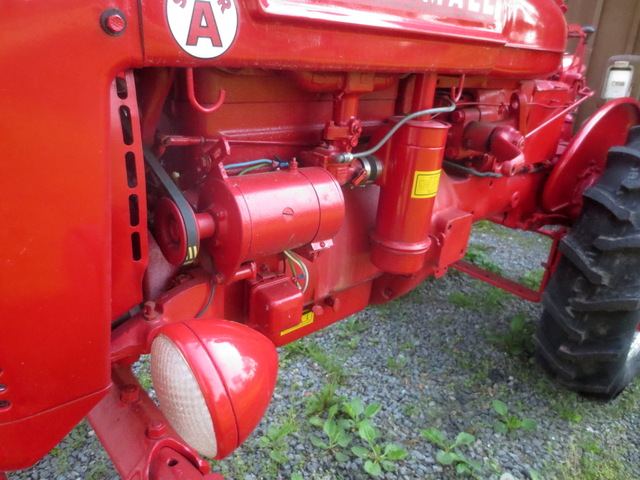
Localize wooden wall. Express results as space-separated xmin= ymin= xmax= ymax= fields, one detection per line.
xmin=564 ymin=0 xmax=640 ymax=122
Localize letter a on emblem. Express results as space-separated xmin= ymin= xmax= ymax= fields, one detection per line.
xmin=167 ymin=0 xmax=238 ymax=59
xmin=186 ymin=0 xmax=223 ymax=47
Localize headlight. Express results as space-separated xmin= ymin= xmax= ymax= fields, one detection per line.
xmin=150 ymin=319 xmax=278 ymax=459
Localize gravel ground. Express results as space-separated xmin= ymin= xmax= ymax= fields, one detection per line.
xmin=8 ymin=224 xmax=640 ymax=480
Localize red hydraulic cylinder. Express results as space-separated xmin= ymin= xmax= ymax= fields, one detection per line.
xmin=370 ymin=119 xmax=450 ymax=274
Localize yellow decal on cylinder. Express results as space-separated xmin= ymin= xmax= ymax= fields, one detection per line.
xmin=411 ymin=169 xmax=441 ymax=198
xmin=280 ymin=310 xmax=315 ymax=336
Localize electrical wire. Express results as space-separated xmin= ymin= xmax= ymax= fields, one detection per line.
xmin=294 ymin=252 xmax=310 ymax=293
xmin=196 ymin=256 xmax=216 ymax=319
xmin=336 ymin=98 xmax=456 ymax=163
xmin=443 ymin=161 xmax=547 ymax=178
xmin=225 ymin=159 xmax=291 ymax=175
xmin=443 ymin=160 xmax=503 ymax=178
xmin=195 ymin=282 xmax=216 ymax=319
xmin=284 ymin=250 xmax=304 ymax=290
xmin=238 ymin=163 xmax=267 ymax=175
xmin=284 ymin=250 xmax=309 ymax=293
xmin=285 ymin=253 xmax=301 ymax=289
xmin=224 ymin=159 xmax=273 ymax=170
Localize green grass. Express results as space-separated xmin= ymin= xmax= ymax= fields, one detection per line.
xmin=548 ymin=392 xmax=584 ymax=424
xmin=448 ymin=283 xmax=511 ymax=313
xmin=463 ymin=244 xmax=502 ymax=274
xmin=337 ymin=317 xmax=369 ymax=336
xmin=48 ymin=420 xmax=94 ymax=473
xmin=259 ymin=409 xmax=300 ymax=466
xmin=519 ymin=268 xmax=545 ymax=290
xmin=213 ymin=453 xmax=252 ymax=478
xmin=488 ymin=313 xmax=535 ymax=357
xmin=600 ymin=382 xmax=640 ymax=420
xmin=281 ymin=338 xmax=349 ymax=383
xmin=472 ymin=220 xmax=553 ymax=250
xmin=551 ymin=435 xmax=634 ymax=480
xmin=135 ymin=355 xmax=153 ymax=390
xmin=305 ymin=382 xmax=345 ymax=416
xmin=386 ymin=356 xmax=408 ymax=370
xmin=473 ymin=220 xmax=505 ymax=235
xmin=86 ymin=461 xmax=109 ymax=480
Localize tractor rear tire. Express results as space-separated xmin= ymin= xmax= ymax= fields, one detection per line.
xmin=535 ymin=126 xmax=640 ymax=398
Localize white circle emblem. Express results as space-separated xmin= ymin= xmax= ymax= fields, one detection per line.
xmin=167 ymin=0 xmax=238 ymax=59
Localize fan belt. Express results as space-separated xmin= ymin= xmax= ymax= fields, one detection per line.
xmin=143 ymin=147 xmax=199 ymax=265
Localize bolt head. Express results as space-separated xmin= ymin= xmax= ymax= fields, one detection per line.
xmin=143 ymin=301 xmax=157 ymax=320
xmin=101 ymin=9 xmax=127 ymax=36
xmin=120 ymin=384 xmax=139 ymax=404
xmin=325 ymin=296 xmax=341 ymax=311
xmin=106 ymin=15 xmax=125 ymax=33
xmin=147 ymin=420 xmax=167 ymax=439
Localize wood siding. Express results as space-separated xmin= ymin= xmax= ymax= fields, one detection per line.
xmin=565 ymin=0 xmax=640 ymax=123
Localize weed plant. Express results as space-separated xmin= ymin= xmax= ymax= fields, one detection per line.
xmin=420 ymin=429 xmax=484 ymax=478
xmin=307 ymin=393 xmax=408 ymax=477
xmin=488 ymin=313 xmax=535 ymax=357
xmin=492 ymin=400 xmax=537 ymax=434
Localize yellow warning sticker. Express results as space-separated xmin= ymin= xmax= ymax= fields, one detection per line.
xmin=280 ymin=310 xmax=315 ymax=336
xmin=411 ymin=169 xmax=441 ymax=198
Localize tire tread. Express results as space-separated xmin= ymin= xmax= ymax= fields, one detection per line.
xmin=536 ymin=130 xmax=640 ymax=398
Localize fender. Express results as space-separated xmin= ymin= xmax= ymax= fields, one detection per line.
xmin=542 ymin=97 xmax=640 ymax=219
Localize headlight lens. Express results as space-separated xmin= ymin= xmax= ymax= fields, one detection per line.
xmin=151 ymin=334 xmax=217 ymax=458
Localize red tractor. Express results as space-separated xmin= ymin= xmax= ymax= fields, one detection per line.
xmin=1 ymin=0 xmax=639 ymax=478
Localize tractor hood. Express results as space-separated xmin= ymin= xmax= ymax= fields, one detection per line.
xmin=143 ymin=0 xmax=567 ymax=78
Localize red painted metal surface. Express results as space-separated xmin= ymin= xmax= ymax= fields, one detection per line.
xmin=4 ymin=0 xmax=637 ymax=478
xmin=87 ymin=365 xmax=219 ymax=479
xmin=110 ymin=270 xmax=219 ymax=364
xmin=150 ymin=448 xmax=225 ymax=480
xmin=141 ymin=0 xmax=566 ymax=75
xmin=111 ymin=71 xmax=150 ymax=319
xmin=0 ymin=0 xmax=143 ymax=470
xmin=542 ymin=98 xmax=640 ymax=219
xmin=249 ymin=276 xmax=304 ymax=336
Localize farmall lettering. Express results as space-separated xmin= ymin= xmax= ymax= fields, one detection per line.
xmin=423 ymin=0 xmax=499 ymax=19
xmin=167 ymin=0 xmax=238 ymax=58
